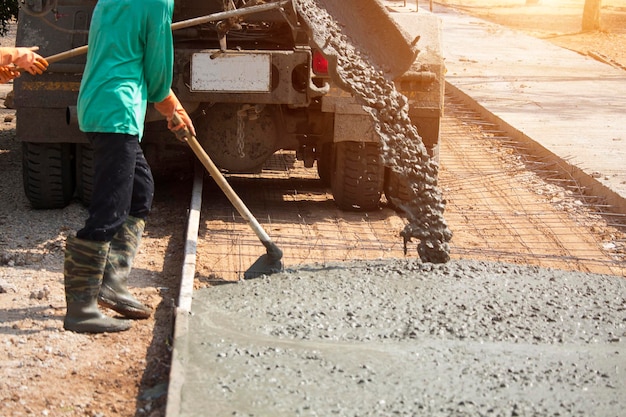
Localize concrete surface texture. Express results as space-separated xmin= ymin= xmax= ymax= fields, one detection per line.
xmin=171 ymin=259 xmax=625 ymax=416
xmin=426 ymin=5 xmax=626 ymax=212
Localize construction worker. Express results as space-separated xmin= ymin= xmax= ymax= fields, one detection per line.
xmin=63 ymin=0 xmax=195 ymax=333
xmin=0 ymin=47 xmax=48 ymax=83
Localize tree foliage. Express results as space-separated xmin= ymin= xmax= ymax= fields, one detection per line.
xmin=0 ymin=0 xmax=19 ymax=37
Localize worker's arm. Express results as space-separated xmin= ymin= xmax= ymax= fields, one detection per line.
xmin=143 ymin=2 xmax=175 ymax=104
xmin=145 ymin=1 xmax=195 ymax=138
xmin=0 ymin=47 xmax=48 ymax=75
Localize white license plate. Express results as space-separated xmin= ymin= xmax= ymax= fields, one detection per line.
xmin=190 ymin=52 xmax=271 ymax=93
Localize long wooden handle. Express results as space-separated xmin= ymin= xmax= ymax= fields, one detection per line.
xmin=44 ymin=45 xmax=88 ymax=65
xmin=171 ymin=113 xmax=283 ymax=261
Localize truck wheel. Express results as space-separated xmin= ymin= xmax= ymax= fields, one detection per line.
xmin=331 ymin=141 xmax=384 ymax=211
xmin=22 ymin=142 xmax=75 ymax=209
xmin=384 ymin=168 xmax=413 ymax=207
xmin=76 ymin=143 xmax=94 ymax=207
xmin=316 ymin=142 xmax=333 ymax=186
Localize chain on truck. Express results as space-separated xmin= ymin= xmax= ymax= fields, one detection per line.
xmin=14 ymin=0 xmax=444 ymax=211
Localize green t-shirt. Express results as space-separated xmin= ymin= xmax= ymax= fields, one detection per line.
xmin=77 ymin=0 xmax=174 ymax=138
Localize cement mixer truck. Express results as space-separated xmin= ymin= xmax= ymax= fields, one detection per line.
xmin=14 ymin=0 xmax=444 ymax=211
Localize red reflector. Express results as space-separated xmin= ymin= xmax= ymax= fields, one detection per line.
xmin=312 ymin=50 xmax=329 ymax=75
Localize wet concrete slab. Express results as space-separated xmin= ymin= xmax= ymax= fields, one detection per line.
xmin=389 ymin=4 xmax=626 ymax=212
xmin=168 ymin=259 xmax=625 ymax=416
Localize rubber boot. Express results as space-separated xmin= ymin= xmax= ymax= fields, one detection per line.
xmin=98 ymin=216 xmax=152 ymax=319
xmin=63 ymin=236 xmax=131 ymax=333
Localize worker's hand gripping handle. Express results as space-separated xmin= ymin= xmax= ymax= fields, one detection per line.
xmin=2 ymin=46 xmax=49 ymax=80
xmin=155 ymin=91 xmax=196 ymax=138
xmin=171 ymin=113 xmax=193 ymax=142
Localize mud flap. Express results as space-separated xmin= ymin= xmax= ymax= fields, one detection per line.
xmin=295 ymin=0 xmax=419 ymax=81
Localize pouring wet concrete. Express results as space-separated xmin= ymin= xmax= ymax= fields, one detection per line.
xmin=170 ymin=259 xmax=625 ymax=416
xmin=296 ymin=0 xmax=452 ymax=263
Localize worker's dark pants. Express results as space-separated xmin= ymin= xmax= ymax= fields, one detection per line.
xmin=77 ymin=133 xmax=154 ymax=242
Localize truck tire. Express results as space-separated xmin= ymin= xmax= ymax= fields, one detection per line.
xmin=316 ymin=142 xmax=333 ymax=186
xmin=76 ymin=143 xmax=94 ymax=207
xmin=331 ymin=141 xmax=384 ymax=211
xmin=22 ymin=142 xmax=75 ymax=209
xmin=384 ymin=168 xmax=413 ymax=208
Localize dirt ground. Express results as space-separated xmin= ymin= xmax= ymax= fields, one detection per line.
xmin=1 ymin=1 xmax=625 ymax=416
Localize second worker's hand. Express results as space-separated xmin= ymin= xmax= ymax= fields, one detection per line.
xmin=13 ymin=47 xmax=49 ymax=75
xmin=0 ymin=66 xmax=21 ymax=83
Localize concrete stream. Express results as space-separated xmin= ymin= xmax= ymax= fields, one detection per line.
xmin=169 ymin=259 xmax=625 ymax=416
xmin=296 ymin=0 xmax=453 ymax=263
